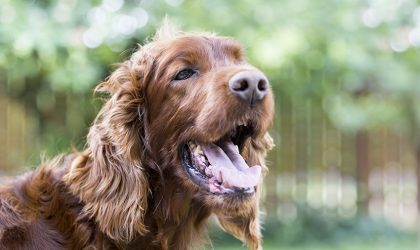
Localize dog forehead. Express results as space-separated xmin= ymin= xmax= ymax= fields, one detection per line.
xmin=148 ymin=34 xmax=244 ymax=62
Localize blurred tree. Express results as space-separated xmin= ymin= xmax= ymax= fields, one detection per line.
xmin=1 ymin=0 xmax=420 ymax=213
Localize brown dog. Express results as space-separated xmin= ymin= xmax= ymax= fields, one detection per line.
xmin=0 ymin=24 xmax=274 ymax=250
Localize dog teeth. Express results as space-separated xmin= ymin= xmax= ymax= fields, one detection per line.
xmin=188 ymin=141 xmax=211 ymax=172
xmin=200 ymin=155 xmax=206 ymax=163
xmin=195 ymin=145 xmax=203 ymax=154
xmin=188 ymin=142 xmax=203 ymax=153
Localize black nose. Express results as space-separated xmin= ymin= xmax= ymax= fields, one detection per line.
xmin=228 ymin=70 xmax=269 ymax=106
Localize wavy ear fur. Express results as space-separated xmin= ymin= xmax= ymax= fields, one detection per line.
xmin=64 ymin=59 xmax=149 ymax=242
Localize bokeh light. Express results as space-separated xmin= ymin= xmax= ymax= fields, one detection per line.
xmin=1 ymin=0 xmax=420 ymax=249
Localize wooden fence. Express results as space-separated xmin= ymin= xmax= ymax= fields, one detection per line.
xmin=0 ymin=95 xmax=418 ymax=229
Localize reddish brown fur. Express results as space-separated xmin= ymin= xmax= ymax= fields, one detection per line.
xmin=0 ymin=25 xmax=274 ymax=250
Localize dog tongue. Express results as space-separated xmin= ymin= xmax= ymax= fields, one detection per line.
xmin=201 ymin=142 xmax=261 ymax=189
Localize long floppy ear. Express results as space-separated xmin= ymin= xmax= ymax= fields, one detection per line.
xmin=64 ymin=57 xmax=150 ymax=242
xmin=216 ymin=133 xmax=274 ymax=250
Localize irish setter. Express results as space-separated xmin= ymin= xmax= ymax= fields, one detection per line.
xmin=0 ymin=24 xmax=274 ymax=250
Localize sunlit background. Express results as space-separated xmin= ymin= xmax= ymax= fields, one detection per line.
xmin=1 ymin=0 xmax=420 ymax=249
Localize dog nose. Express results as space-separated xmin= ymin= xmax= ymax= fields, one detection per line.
xmin=228 ymin=70 xmax=269 ymax=106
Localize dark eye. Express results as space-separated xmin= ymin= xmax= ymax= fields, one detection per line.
xmin=174 ymin=69 xmax=196 ymax=81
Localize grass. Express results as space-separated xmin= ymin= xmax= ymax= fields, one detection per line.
xmin=210 ymin=239 xmax=418 ymax=250
xmin=207 ymin=206 xmax=419 ymax=250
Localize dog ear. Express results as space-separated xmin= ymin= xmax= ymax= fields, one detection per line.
xmin=95 ymin=59 xmax=142 ymax=96
xmin=64 ymin=58 xmax=150 ymax=242
xmin=216 ymin=132 xmax=273 ymax=250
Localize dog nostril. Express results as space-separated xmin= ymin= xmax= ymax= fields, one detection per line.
xmin=234 ymin=80 xmax=249 ymax=91
xmin=257 ymin=79 xmax=267 ymax=91
xmin=229 ymin=70 xmax=269 ymax=106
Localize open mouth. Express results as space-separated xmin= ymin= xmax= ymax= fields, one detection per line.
xmin=180 ymin=123 xmax=261 ymax=195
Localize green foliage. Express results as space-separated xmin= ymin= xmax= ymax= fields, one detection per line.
xmin=264 ymin=206 xmax=412 ymax=245
xmin=1 ymin=0 xmax=420 ymax=161
xmin=209 ymin=205 xmax=416 ymax=249
xmin=1 ymin=0 xmax=420 ymax=246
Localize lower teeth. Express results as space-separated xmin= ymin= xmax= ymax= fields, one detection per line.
xmin=189 ymin=141 xmax=211 ymax=174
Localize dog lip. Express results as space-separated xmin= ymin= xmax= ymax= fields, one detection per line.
xmin=179 ymin=141 xmax=256 ymax=196
xmin=179 ymin=144 xmax=210 ymax=191
xmin=178 ymin=120 xmax=259 ymax=195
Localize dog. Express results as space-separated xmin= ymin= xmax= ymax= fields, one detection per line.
xmin=0 ymin=24 xmax=274 ymax=250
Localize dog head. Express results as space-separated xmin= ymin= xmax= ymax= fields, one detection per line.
xmin=67 ymin=23 xmax=274 ymax=248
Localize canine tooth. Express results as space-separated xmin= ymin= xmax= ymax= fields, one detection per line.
xmin=200 ymin=155 xmax=206 ymax=162
xmin=194 ymin=145 xmax=203 ymax=154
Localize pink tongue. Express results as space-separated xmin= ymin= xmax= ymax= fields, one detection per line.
xmin=201 ymin=142 xmax=261 ymax=189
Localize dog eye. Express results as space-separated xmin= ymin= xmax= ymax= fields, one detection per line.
xmin=174 ymin=69 xmax=196 ymax=81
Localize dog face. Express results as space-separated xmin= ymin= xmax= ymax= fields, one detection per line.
xmin=135 ymin=32 xmax=274 ymax=213
xmin=84 ymin=26 xmax=274 ymax=247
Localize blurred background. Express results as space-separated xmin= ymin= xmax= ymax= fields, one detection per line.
xmin=1 ymin=0 xmax=420 ymax=249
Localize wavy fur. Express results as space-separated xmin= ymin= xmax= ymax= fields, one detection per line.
xmin=0 ymin=25 xmax=274 ymax=250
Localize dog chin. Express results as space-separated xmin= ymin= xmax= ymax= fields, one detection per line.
xmin=202 ymin=191 xmax=257 ymax=215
